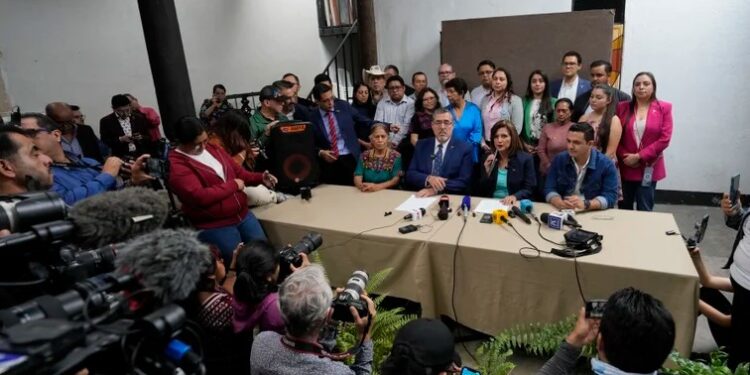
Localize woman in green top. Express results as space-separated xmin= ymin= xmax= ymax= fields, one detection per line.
xmin=353 ymin=123 xmax=402 ymax=192
xmin=521 ymin=70 xmax=557 ymax=152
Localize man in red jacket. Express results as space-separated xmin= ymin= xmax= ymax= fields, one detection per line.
xmin=168 ymin=117 xmax=278 ymax=264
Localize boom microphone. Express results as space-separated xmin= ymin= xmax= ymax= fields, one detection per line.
xmin=116 ymin=229 xmax=213 ymax=304
xmin=437 ymin=195 xmax=450 ymax=220
xmin=69 ymin=187 xmax=170 ymax=248
xmin=511 ymin=206 xmax=532 ymax=224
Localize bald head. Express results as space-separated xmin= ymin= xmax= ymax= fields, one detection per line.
xmin=44 ymin=102 xmax=74 ymax=134
xmin=438 ymin=63 xmax=456 ymax=85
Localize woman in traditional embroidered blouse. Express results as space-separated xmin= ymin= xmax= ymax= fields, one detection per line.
xmin=354 ymin=123 xmax=402 ymax=192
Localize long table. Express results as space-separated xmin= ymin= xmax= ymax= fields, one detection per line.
xmin=253 ymin=185 xmax=699 ymax=355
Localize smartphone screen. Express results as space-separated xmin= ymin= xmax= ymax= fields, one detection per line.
xmin=461 ymin=367 xmax=482 ymax=375
xmin=730 ymin=174 xmax=740 ymax=204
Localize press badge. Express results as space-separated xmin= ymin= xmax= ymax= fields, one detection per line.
xmin=642 ymin=166 xmax=654 ymax=187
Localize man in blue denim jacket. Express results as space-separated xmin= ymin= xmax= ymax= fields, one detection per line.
xmin=544 ymin=123 xmax=618 ymax=211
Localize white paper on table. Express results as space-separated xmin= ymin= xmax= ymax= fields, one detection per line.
xmin=395 ymin=195 xmax=438 ymax=213
xmin=473 ymin=199 xmax=509 ymax=214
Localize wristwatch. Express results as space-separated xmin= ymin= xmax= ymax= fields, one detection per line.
xmin=584 ymin=199 xmax=591 ymax=210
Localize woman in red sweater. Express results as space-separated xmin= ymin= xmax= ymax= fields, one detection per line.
xmin=168 ymin=117 xmax=277 ymax=263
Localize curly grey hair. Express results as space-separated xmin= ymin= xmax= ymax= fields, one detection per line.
xmin=278 ymin=264 xmax=333 ymax=337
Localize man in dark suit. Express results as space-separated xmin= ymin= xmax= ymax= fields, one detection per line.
xmin=99 ymin=94 xmax=152 ymax=158
xmin=45 ymin=102 xmax=103 ymax=162
xmin=275 ymin=79 xmax=310 ymax=122
xmin=310 ymin=83 xmax=369 ymax=186
xmin=406 ymin=108 xmax=473 ymax=196
xmin=572 ymin=60 xmax=632 ymax=121
xmin=549 ymin=51 xmax=592 ymax=102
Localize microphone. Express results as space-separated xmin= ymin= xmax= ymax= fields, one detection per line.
xmin=459 ymin=196 xmax=471 ymax=221
xmin=0 ymin=188 xmax=170 ymax=253
xmin=511 ymin=206 xmax=532 ymax=224
xmin=403 ymin=208 xmax=426 ymax=220
xmin=437 ymin=195 xmax=450 ymax=220
xmin=519 ymin=199 xmax=534 ymax=214
xmin=540 ymin=212 xmax=581 ymax=230
xmin=69 ymin=187 xmax=170 ymax=248
xmin=116 ymin=228 xmax=213 ymax=304
xmin=492 ymin=209 xmax=509 ymax=225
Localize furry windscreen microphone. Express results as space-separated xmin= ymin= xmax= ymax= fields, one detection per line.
xmin=69 ymin=187 xmax=169 ymax=248
xmin=116 ymin=228 xmax=212 ymax=304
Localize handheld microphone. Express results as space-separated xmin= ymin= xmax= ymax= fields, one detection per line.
xmin=116 ymin=228 xmax=213 ymax=304
xmin=437 ymin=195 xmax=450 ymax=220
xmin=540 ymin=212 xmax=581 ymax=230
xmin=511 ymin=206 xmax=532 ymax=224
xmin=403 ymin=208 xmax=426 ymax=220
xmin=459 ymin=196 xmax=471 ymax=221
xmin=519 ymin=199 xmax=534 ymax=214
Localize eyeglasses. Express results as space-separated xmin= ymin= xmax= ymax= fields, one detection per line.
xmin=26 ymin=128 xmax=51 ymax=137
xmin=433 ymin=120 xmax=453 ymax=127
xmin=438 ymin=71 xmax=453 ymax=75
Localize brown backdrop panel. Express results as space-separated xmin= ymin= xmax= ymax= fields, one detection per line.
xmin=441 ymin=10 xmax=614 ymax=95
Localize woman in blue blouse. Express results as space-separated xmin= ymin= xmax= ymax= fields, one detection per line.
xmin=353 ymin=123 xmax=402 ymax=192
xmin=477 ymin=120 xmax=536 ymax=204
xmin=444 ymin=78 xmax=483 ymax=162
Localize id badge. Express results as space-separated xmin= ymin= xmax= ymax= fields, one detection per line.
xmin=642 ymin=166 xmax=654 ymax=187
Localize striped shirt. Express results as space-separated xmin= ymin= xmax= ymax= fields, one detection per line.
xmin=375 ymin=96 xmax=414 ymax=146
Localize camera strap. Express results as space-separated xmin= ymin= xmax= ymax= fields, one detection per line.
xmin=280 ymin=317 xmax=372 ymax=362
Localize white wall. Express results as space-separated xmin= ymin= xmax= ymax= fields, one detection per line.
xmin=621 ymin=0 xmax=750 ymax=193
xmin=373 ymin=0 xmax=750 ymax=193
xmin=0 ymin=0 xmax=334 ymax=130
xmin=373 ymin=0 xmax=570 ymax=89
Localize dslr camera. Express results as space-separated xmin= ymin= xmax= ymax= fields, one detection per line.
xmin=331 ymin=270 xmax=370 ymax=322
xmin=278 ymin=232 xmax=323 ymax=281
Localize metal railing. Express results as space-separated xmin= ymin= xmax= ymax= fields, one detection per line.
xmin=315 ymin=19 xmax=360 ymax=102
xmin=225 ymin=92 xmax=261 ymax=116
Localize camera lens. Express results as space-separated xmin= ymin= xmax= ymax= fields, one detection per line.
xmin=340 ymin=270 xmax=369 ymax=302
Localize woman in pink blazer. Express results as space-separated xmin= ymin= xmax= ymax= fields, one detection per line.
xmin=616 ymin=72 xmax=673 ymax=211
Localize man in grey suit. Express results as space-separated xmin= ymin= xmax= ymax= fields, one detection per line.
xmin=572 ymin=60 xmax=632 ymax=121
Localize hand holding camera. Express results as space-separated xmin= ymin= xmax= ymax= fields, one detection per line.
xmin=566 ymin=307 xmax=600 ymax=348
xmin=102 ymin=157 xmax=125 ymax=177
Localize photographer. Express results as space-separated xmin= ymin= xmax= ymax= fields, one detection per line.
xmin=538 ymin=287 xmax=675 ymax=375
xmin=688 ymin=247 xmax=732 ymax=352
xmin=19 ymin=113 xmax=154 ymax=205
xmin=233 ymin=240 xmax=311 ymax=335
xmin=720 ymin=190 xmax=750 ymax=368
xmin=250 ymin=264 xmax=376 ymax=375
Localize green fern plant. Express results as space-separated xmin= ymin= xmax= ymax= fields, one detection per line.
xmin=663 ymin=350 xmax=750 ymax=375
xmin=335 ymin=268 xmax=418 ymax=375
xmin=475 ymin=339 xmax=516 ymax=375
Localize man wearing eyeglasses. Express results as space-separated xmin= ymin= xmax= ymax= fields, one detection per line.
xmin=405 ymin=108 xmax=473 ymax=197
xmin=374 ymin=75 xmax=414 ymax=150
xmin=470 ymin=60 xmax=496 ymax=107
xmin=274 ymin=80 xmax=310 ymax=122
xmin=99 ymin=94 xmax=153 ymax=158
xmin=549 ymin=51 xmax=592 ymax=102
xmin=19 ymin=113 xmax=153 ymax=205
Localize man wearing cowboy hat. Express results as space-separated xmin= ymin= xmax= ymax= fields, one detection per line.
xmin=363 ymin=65 xmax=387 ymax=106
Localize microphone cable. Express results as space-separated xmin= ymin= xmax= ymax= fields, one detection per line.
xmin=449 ymin=217 xmax=479 ymax=363
xmin=318 ymin=218 xmax=406 ymax=252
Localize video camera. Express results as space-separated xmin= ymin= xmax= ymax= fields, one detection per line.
xmin=0 ymin=192 xmax=68 ymax=233
xmin=0 ymin=272 xmax=205 ymax=374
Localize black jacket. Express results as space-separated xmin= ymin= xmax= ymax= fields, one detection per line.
xmin=76 ymin=124 xmax=103 ymax=162
xmin=476 ymin=150 xmax=536 ymax=199
xmin=99 ymin=112 xmax=153 ymax=158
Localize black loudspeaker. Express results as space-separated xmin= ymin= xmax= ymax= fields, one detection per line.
xmin=266 ymin=121 xmax=319 ymax=194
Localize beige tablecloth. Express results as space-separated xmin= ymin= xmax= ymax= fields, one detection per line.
xmin=253 ymin=185 xmax=699 ymax=355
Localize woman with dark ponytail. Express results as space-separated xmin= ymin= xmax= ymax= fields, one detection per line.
xmin=232 ymin=240 xmax=310 ymax=335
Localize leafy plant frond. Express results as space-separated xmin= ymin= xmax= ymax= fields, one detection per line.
xmin=663 ymin=350 xmax=750 ymax=375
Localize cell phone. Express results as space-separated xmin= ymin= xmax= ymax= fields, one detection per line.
xmin=585 ymin=299 xmax=607 ymax=319
xmin=480 ymin=213 xmax=493 ymax=224
xmin=730 ymin=174 xmax=740 ymax=204
xmin=398 ymin=224 xmax=419 ymax=234
xmin=461 ymin=367 xmax=482 ymax=375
